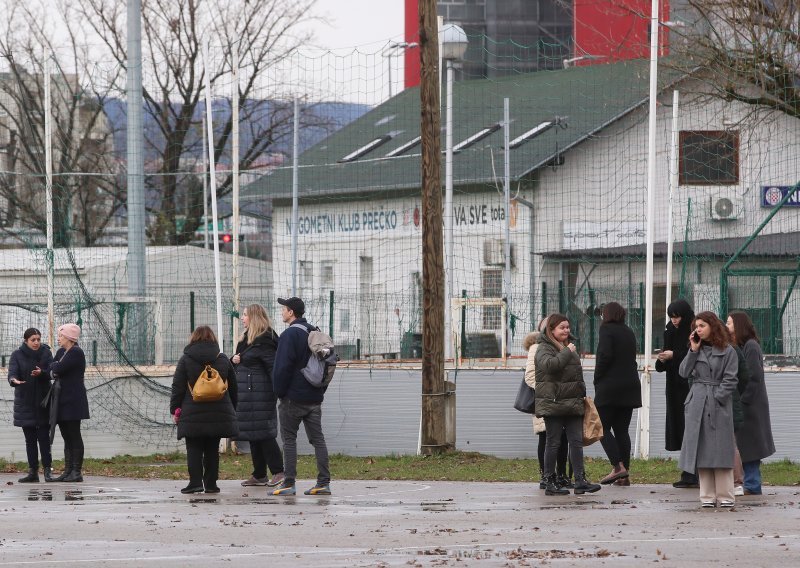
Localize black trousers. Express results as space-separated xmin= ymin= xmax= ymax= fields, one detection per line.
xmin=58 ymin=420 xmax=84 ymax=469
xmin=250 ymin=437 xmax=284 ymax=478
xmin=537 ymin=429 xmax=570 ymax=477
xmin=543 ymin=415 xmax=584 ymax=479
xmin=597 ymin=406 xmax=633 ymax=470
xmin=185 ymin=436 xmax=220 ymax=489
xmin=22 ymin=425 xmax=52 ymax=469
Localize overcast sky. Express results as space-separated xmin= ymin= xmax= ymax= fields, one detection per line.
xmin=307 ymin=0 xmax=406 ymax=50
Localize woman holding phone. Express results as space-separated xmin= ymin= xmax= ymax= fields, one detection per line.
xmin=679 ymin=312 xmax=739 ymax=507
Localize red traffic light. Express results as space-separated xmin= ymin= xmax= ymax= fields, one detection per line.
xmin=221 ymin=234 xmax=232 ymax=243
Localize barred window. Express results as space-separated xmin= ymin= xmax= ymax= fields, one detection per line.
xmin=481 ymin=269 xmax=502 ymax=329
xmin=679 ymin=130 xmax=739 ymax=185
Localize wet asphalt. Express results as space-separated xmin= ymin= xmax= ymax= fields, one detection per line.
xmin=0 ymin=475 xmax=797 ymax=566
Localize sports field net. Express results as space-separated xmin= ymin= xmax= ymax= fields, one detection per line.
xmin=1 ymin=0 xmax=799 ymax=451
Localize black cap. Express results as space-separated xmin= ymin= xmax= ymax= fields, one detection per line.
xmin=278 ymin=297 xmax=305 ymax=316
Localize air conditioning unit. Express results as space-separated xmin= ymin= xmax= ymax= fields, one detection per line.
xmin=483 ymin=239 xmax=516 ymax=267
xmin=709 ymin=194 xmax=742 ymax=221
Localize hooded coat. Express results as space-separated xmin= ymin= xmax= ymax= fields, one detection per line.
xmin=8 ymin=343 xmax=54 ymax=427
xmin=533 ymin=333 xmax=585 ymax=417
xmin=678 ymin=344 xmax=739 ymax=471
xmin=233 ymin=328 xmax=280 ymax=441
xmin=523 ymin=332 xmax=545 ymax=434
xmin=735 ymin=339 xmax=776 ymax=463
xmin=170 ymin=341 xmax=239 ymax=440
xmin=655 ymin=298 xmax=694 ymax=451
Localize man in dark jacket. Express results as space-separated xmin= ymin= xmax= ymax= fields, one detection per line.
xmin=271 ymin=297 xmax=331 ymax=496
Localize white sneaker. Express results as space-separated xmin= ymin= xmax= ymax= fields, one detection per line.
xmin=734 ymin=486 xmax=744 ymax=496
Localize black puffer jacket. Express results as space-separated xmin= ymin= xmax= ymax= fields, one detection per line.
xmin=170 ymin=341 xmax=239 ymax=440
xmin=233 ymin=329 xmax=279 ymax=441
xmin=534 ymin=334 xmax=586 ymax=417
xmin=8 ymin=343 xmax=54 ymax=427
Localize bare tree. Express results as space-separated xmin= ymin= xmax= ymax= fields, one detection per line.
xmin=0 ymin=1 xmax=123 ymax=247
xmin=670 ymin=1 xmax=800 ymax=118
xmin=75 ymin=0 xmax=331 ymax=245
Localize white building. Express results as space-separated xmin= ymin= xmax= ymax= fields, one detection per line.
xmin=242 ymin=60 xmax=800 ymax=357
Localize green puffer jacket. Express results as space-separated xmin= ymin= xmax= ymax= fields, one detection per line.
xmin=533 ymin=334 xmax=586 ymax=417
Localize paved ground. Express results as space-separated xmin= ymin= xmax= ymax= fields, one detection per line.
xmin=0 ymin=476 xmax=798 ymax=567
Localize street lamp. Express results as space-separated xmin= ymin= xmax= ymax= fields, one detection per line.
xmin=383 ymin=41 xmax=418 ymax=98
xmin=441 ymin=23 xmax=468 ymax=361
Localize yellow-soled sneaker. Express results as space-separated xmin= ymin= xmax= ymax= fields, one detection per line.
xmin=272 ymin=481 xmax=296 ymax=496
xmin=304 ymin=484 xmax=331 ymax=495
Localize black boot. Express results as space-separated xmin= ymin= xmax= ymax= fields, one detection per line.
xmin=543 ymin=473 xmax=569 ymax=496
xmin=574 ymin=474 xmax=601 ymax=495
xmin=672 ymin=471 xmax=699 ymax=489
xmin=52 ymin=449 xmax=72 ymax=482
xmin=63 ymin=448 xmax=83 ymax=482
xmin=18 ymin=468 xmax=39 ymax=483
xmin=556 ymin=473 xmax=574 ymax=489
xmin=43 ymin=467 xmax=54 ymax=482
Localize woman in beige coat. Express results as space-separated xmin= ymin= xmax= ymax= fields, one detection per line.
xmin=524 ymin=317 xmax=570 ymax=489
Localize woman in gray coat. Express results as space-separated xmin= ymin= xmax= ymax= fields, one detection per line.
xmin=679 ymin=311 xmax=739 ymax=508
xmin=726 ymin=311 xmax=775 ymax=495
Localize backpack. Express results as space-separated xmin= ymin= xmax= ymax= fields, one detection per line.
xmin=189 ymin=358 xmax=228 ymax=402
xmin=291 ymin=323 xmax=339 ymax=388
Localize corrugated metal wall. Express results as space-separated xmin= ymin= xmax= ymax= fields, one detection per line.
xmin=1 ymin=368 xmax=797 ymax=462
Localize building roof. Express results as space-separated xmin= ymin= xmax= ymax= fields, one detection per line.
xmin=240 ymin=59 xmax=685 ymax=209
xmin=542 ymin=231 xmax=800 ymax=261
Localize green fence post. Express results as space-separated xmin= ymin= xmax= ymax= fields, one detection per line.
xmin=356 ymin=338 xmax=361 ymax=360
xmin=588 ymin=288 xmax=596 ymax=354
xmin=92 ymin=341 xmax=97 ymax=366
xmin=558 ymin=280 xmax=565 ymax=314
xmin=770 ymin=275 xmax=779 ymax=354
xmin=461 ymin=289 xmax=467 ymax=359
xmin=329 ymin=290 xmax=335 ymax=339
xmin=540 ymin=281 xmax=547 ymax=320
xmin=189 ymin=292 xmax=195 ymax=332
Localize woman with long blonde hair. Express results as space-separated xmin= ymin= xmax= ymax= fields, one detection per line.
xmin=231 ymin=304 xmax=284 ymax=487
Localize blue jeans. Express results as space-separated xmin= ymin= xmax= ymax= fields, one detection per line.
xmin=743 ymin=460 xmax=762 ymax=494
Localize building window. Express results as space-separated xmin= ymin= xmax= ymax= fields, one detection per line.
xmin=339 ymin=309 xmax=350 ymax=332
xmin=481 ymin=269 xmax=502 ymax=329
xmin=320 ymin=261 xmax=334 ymax=289
xmin=679 ymin=130 xmax=739 ymax=185
xmin=299 ymin=261 xmax=313 ymax=293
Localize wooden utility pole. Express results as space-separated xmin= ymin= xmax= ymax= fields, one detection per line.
xmin=418 ymin=0 xmax=448 ymax=454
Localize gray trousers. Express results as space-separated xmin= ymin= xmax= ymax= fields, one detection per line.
xmin=278 ymin=399 xmax=330 ymax=485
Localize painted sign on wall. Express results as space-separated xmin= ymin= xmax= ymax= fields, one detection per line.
xmin=562 ymin=221 xmax=646 ymax=250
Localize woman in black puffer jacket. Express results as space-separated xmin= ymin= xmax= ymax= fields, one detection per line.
xmin=7 ymin=328 xmax=54 ymax=483
xmin=535 ymin=313 xmax=601 ymax=496
xmin=231 ymin=304 xmax=284 ymax=488
xmin=170 ymin=326 xmax=238 ymax=494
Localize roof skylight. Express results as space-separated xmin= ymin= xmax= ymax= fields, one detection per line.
xmin=385 ymin=136 xmax=421 ymax=157
xmin=452 ymin=123 xmax=501 ymax=152
xmin=508 ymin=121 xmax=555 ymax=149
xmin=339 ymin=134 xmax=393 ymax=163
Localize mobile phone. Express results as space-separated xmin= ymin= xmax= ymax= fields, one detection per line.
xmin=691 ymin=331 xmax=699 ymax=342
xmin=653 ymin=349 xmax=662 ymax=354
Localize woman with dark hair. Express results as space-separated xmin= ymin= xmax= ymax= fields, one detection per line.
xmin=655 ymin=298 xmax=698 ymax=488
xmin=7 ymin=328 xmax=54 ymax=482
xmin=170 ymin=326 xmax=239 ymax=494
xmin=726 ymin=311 xmax=775 ymax=495
xmin=594 ymin=302 xmax=641 ymax=486
xmin=679 ymin=311 xmax=739 ymax=507
xmin=232 ymin=304 xmax=284 ymax=488
xmin=535 ymin=314 xmax=601 ymax=496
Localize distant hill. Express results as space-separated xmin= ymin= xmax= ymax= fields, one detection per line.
xmin=103 ymin=98 xmax=371 ymax=164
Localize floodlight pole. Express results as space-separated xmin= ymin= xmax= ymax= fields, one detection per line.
xmin=666 ymin=90 xmax=679 ymax=313
xmin=44 ymin=61 xmax=54 ymax=348
xmin=126 ymin=0 xmax=147 ymax=362
xmin=637 ymin=0 xmax=660 ymax=460
xmin=232 ymin=44 xmax=241 ymax=342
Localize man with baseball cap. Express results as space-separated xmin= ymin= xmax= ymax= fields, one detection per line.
xmin=271 ymin=297 xmax=331 ymax=496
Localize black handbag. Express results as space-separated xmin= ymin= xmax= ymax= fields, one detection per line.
xmin=513 ymin=378 xmax=536 ymax=414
